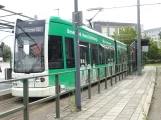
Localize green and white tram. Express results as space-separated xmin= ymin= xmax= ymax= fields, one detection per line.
xmin=12 ymin=16 xmax=127 ymax=97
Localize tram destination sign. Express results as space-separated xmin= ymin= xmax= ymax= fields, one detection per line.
xmin=17 ymin=26 xmax=44 ymax=34
xmin=16 ymin=20 xmax=45 ymax=34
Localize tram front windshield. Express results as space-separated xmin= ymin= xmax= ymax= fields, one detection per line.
xmin=14 ymin=20 xmax=45 ymax=73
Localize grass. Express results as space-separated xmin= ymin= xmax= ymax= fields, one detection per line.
xmin=141 ymin=104 xmax=149 ymax=120
xmin=145 ymin=63 xmax=161 ymax=66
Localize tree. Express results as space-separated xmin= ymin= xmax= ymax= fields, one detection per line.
xmin=147 ymin=38 xmax=160 ymax=60
xmin=113 ymin=26 xmax=137 ymax=45
xmin=158 ymin=32 xmax=161 ymax=39
xmin=2 ymin=44 xmax=11 ymax=62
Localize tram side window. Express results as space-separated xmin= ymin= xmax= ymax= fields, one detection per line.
xmin=121 ymin=51 xmax=124 ymax=63
xmin=91 ymin=43 xmax=98 ymax=65
xmin=123 ymin=51 xmax=127 ymax=63
xmin=65 ymin=37 xmax=75 ymax=68
xmin=99 ymin=45 xmax=105 ymax=64
xmin=120 ymin=50 xmax=123 ymax=63
xmin=80 ymin=41 xmax=90 ymax=66
xmin=111 ymin=48 xmax=115 ymax=63
xmin=118 ymin=50 xmax=121 ymax=64
xmin=106 ymin=47 xmax=111 ymax=64
xmin=48 ymin=35 xmax=64 ymax=69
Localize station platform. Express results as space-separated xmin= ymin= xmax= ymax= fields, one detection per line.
xmin=59 ymin=66 xmax=156 ymax=120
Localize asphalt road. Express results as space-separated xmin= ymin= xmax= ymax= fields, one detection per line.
xmin=0 ymin=62 xmax=11 ymax=91
xmin=148 ymin=67 xmax=161 ymax=120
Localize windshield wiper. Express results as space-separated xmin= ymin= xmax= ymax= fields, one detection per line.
xmin=16 ymin=24 xmax=41 ymax=53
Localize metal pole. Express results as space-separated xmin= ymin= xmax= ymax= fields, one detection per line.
xmin=107 ymin=23 xmax=110 ymax=36
xmin=105 ymin=67 xmax=107 ymax=89
xmin=23 ymin=79 xmax=29 ymax=120
xmin=115 ymin=65 xmax=117 ymax=83
xmin=54 ymin=9 xmax=59 ymax=16
xmin=10 ymin=51 xmax=12 ymax=69
xmin=57 ymin=9 xmax=59 ymax=16
xmin=55 ymin=74 xmax=60 ymax=119
xmin=88 ymin=69 xmax=91 ymax=99
xmin=74 ymin=0 xmax=81 ymax=111
xmin=110 ymin=66 xmax=113 ymax=86
xmin=137 ymin=0 xmax=142 ymax=75
xmin=116 ymin=28 xmax=119 ymax=40
xmin=98 ymin=68 xmax=100 ymax=94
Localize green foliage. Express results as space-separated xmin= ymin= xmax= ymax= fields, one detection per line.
xmin=113 ymin=26 xmax=137 ymax=45
xmin=142 ymin=34 xmax=161 ymax=64
xmin=158 ymin=32 xmax=161 ymax=39
xmin=143 ymin=53 xmax=148 ymax=64
xmin=2 ymin=44 xmax=11 ymax=62
xmin=147 ymin=38 xmax=160 ymax=60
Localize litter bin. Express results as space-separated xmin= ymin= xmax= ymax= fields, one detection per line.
xmin=5 ymin=68 xmax=12 ymax=80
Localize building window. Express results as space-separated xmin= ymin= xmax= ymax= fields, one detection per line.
xmin=109 ymin=28 xmax=115 ymax=36
xmin=101 ymin=27 xmax=108 ymax=36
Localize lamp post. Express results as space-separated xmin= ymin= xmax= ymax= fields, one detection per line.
xmin=54 ymin=9 xmax=59 ymax=16
xmin=137 ymin=0 xmax=142 ymax=75
xmin=74 ymin=0 xmax=81 ymax=111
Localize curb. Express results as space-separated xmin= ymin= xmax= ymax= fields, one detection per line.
xmin=138 ymin=67 xmax=157 ymax=120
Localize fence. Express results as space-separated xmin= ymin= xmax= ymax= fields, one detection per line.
xmin=0 ymin=62 xmax=136 ymax=120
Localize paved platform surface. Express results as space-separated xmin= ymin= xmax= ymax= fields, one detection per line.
xmin=59 ymin=66 xmax=156 ymax=120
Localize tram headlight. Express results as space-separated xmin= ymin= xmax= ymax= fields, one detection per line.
xmin=40 ymin=78 xmax=45 ymax=82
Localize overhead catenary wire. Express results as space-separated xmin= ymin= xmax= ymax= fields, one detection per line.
xmin=103 ymin=2 xmax=161 ymax=10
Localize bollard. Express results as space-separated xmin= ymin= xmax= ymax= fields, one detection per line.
xmin=55 ymin=74 xmax=60 ymax=119
xmin=23 ymin=79 xmax=29 ymax=120
xmin=88 ymin=69 xmax=91 ymax=99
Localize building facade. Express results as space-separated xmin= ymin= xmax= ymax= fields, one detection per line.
xmin=92 ymin=21 xmax=144 ymax=38
xmin=144 ymin=27 xmax=161 ymax=41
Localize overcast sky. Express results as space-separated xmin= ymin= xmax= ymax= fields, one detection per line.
xmin=1 ymin=0 xmax=161 ymax=51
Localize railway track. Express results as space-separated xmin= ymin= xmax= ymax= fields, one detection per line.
xmin=0 ymin=97 xmax=22 ymax=107
xmin=0 ymin=76 xmax=131 ymax=120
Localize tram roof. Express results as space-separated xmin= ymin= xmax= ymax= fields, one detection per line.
xmin=50 ymin=16 xmax=114 ymax=40
xmin=50 ymin=16 xmax=127 ymax=48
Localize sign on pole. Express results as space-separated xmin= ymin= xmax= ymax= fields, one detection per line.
xmin=72 ymin=11 xmax=83 ymax=27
